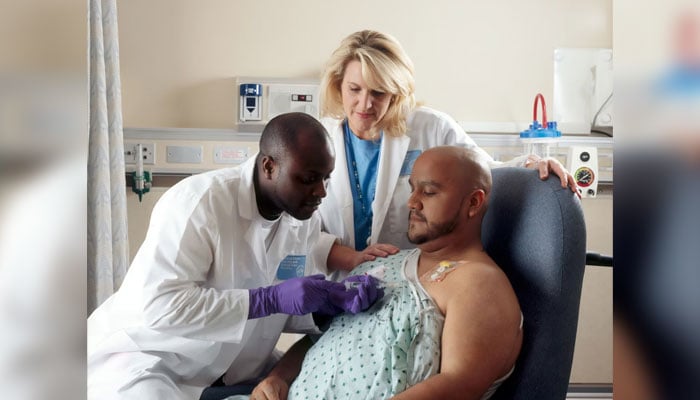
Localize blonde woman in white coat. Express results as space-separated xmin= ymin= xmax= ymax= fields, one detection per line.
xmin=319 ymin=30 xmax=577 ymax=253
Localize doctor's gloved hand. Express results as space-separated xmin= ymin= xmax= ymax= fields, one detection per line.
xmin=248 ymin=274 xmax=345 ymax=319
xmin=326 ymin=275 xmax=385 ymax=315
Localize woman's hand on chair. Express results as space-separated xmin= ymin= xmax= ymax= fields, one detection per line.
xmin=526 ymin=155 xmax=580 ymax=198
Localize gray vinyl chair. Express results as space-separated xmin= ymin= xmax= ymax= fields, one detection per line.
xmin=483 ymin=168 xmax=586 ymax=400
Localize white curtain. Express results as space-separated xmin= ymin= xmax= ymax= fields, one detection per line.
xmin=88 ymin=0 xmax=128 ymax=314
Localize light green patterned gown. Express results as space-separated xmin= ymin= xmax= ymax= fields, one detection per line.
xmin=288 ymin=249 xmax=443 ymax=399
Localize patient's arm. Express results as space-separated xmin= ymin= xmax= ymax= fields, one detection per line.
xmin=326 ymin=242 xmax=399 ymax=272
xmin=392 ymin=262 xmax=523 ymax=400
xmin=250 ymin=336 xmax=313 ymax=400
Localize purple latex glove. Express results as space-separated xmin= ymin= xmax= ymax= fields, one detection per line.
xmin=248 ymin=274 xmax=344 ymax=319
xmin=327 ymin=275 xmax=385 ymax=315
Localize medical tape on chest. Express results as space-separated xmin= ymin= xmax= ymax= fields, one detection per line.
xmin=420 ymin=260 xmax=467 ymax=283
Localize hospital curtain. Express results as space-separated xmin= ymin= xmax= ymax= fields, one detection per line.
xmin=87 ymin=0 xmax=128 ymax=314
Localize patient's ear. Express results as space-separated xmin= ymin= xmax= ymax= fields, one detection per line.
xmin=467 ymin=189 xmax=486 ymax=218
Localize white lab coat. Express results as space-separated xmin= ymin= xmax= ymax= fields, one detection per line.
xmin=318 ymin=106 xmax=525 ymax=250
xmin=87 ymin=156 xmax=336 ymax=400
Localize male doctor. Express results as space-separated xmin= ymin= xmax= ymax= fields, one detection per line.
xmin=88 ymin=112 xmax=382 ymax=400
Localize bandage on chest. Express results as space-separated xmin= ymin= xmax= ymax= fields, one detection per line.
xmin=420 ymin=260 xmax=466 ymax=283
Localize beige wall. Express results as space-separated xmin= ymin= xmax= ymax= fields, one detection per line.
xmin=572 ymin=197 xmax=613 ymax=383
xmin=118 ymin=0 xmax=611 ymax=129
xmin=0 ymin=0 xmax=84 ymax=73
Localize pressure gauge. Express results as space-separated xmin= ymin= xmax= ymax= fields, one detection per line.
xmin=568 ymin=146 xmax=598 ymax=198
xmin=574 ymin=166 xmax=595 ymax=187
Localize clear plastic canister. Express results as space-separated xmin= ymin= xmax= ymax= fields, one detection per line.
xmin=522 ymin=136 xmax=559 ymax=158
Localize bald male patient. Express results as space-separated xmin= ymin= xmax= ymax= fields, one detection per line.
xmin=248 ymin=146 xmax=523 ymax=400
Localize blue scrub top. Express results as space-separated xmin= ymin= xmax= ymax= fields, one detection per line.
xmin=343 ymin=121 xmax=382 ymax=251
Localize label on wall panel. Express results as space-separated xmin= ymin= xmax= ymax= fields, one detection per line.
xmin=166 ymin=145 xmax=203 ymax=164
xmin=214 ymin=145 xmax=250 ymax=164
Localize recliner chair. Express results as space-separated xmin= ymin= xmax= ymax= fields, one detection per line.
xmin=483 ymin=168 xmax=587 ymax=400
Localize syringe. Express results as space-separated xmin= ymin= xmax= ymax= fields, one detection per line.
xmin=344 ymin=280 xmax=400 ymax=291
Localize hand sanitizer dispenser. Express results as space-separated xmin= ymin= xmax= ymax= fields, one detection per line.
xmin=239 ymin=83 xmax=262 ymax=122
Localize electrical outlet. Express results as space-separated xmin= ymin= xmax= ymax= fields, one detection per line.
xmin=125 ymin=142 xmax=156 ymax=165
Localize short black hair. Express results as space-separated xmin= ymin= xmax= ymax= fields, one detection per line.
xmin=259 ymin=112 xmax=329 ymax=162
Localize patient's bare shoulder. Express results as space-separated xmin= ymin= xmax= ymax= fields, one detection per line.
xmin=425 ymin=255 xmax=523 ymax=389
xmin=422 ymin=255 xmax=520 ymax=320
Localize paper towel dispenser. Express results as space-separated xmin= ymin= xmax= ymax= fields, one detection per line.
xmin=553 ymin=48 xmax=613 ymax=134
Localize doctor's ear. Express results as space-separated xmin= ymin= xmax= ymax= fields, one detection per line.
xmin=261 ymin=156 xmax=276 ymax=179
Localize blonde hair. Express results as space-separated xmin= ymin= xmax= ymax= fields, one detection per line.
xmin=320 ymin=30 xmax=416 ymax=137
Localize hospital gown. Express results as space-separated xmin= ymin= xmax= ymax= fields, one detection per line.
xmin=289 ymin=249 xmax=442 ymax=399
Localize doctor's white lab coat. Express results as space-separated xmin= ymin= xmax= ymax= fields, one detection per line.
xmin=318 ymin=106 xmax=522 ymax=250
xmin=87 ymin=156 xmax=336 ymax=400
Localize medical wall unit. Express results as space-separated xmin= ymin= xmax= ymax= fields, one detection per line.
xmin=235 ymin=77 xmax=320 ymax=131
